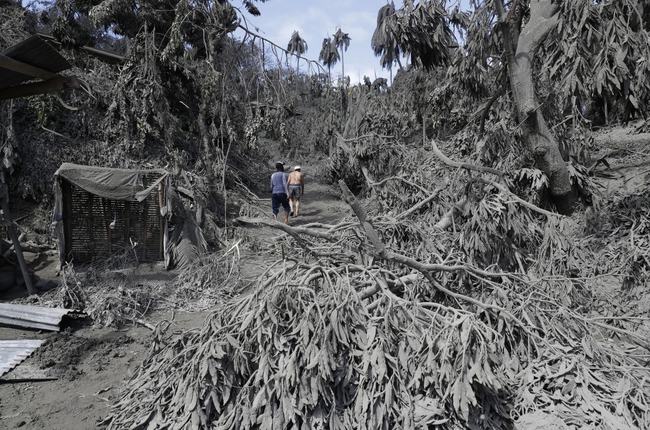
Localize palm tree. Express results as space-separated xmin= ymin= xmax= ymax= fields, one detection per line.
xmin=318 ymin=37 xmax=339 ymax=85
xmin=333 ymin=28 xmax=351 ymax=85
xmin=286 ymin=31 xmax=308 ymax=74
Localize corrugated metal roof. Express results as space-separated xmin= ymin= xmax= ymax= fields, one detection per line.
xmin=0 ymin=35 xmax=71 ymax=90
xmin=0 ymin=303 xmax=79 ymax=331
xmin=0 ymin=339 xmax=45 ymax=377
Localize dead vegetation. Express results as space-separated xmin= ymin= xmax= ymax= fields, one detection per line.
xmin=21 ymin=244 xmax=242 ymax=329
xmin=102 ymin=171 xmax=650 ymax=429
xmin=1 ymin=1 xmax=650 ymax=429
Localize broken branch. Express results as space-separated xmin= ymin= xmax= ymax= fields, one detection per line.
xmin=430 ymin=139 xmax=561 ymax=219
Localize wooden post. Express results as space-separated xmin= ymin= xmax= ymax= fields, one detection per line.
xmin=0 ymin=174 xmax=34 ymax=295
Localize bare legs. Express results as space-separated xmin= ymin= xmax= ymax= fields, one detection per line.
xmin=289 ymin=197 xmax=301 ymax=216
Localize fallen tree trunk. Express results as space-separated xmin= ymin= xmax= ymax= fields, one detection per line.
xmin=593 ymin=130 xmax=650 ymax=148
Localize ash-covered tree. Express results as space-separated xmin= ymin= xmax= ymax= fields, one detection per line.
xmin=373 ymin=0 xmax=650 ymax=213
xmin=371 ymin=2 xmax=401 ymax=82
xmin=372 ymin=1 xmax=454 ymax=75
xmin=333 ymin=28 xmax=350 ymax=84
xmin=286 ymin=30 xmax=308 ymax=73
xmin=318 ymin=36 xmax=339 ymax=85
xmin=40 ymin=0 xmax=268 ymax=161
xmin=462 ymin=0 xmax=649 ymax=211
xmin=5 ymin=0 xmax=277 ymax=205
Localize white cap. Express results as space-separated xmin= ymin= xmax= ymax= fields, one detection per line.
xmin=294 ymin=165 xmax=301 ymax=171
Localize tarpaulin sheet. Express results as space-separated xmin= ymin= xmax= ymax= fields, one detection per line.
xmin=54 ymin=163 xmax=168 ymax=202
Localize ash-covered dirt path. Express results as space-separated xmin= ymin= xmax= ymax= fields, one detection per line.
xmin=237 ymin=162 xmax=351 ymax=280
xmin=0 ymin=310 xmax=209 ymax=430
xmin=0 ymin=162 xmax=348 ymax=430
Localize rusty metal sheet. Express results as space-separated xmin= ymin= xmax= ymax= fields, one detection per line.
xmin=0 ymin=303 xmax=80 ymax=331
xmin=0 ymin=339 xmax=45 ymax=377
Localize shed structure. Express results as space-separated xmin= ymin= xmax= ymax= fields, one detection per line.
xmin=53 ymin=163 xmax=170 ymax=266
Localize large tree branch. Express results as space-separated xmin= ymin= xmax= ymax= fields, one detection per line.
xmin=593 ymin=130 xmax=650 ymax=148
xmin=361 ymin=166 xmax=432 ymax=195
xmin=338 ymin=180 xmax=535 ymax=332
xmin=493 ymin=0 xmax=507 ymax=21
xmin=494 ymin=0 xmax=516 ymax=69
xmin=430 ymin=140 xmax=561 ymax=219
xmin=236 ymin=217 xmax=338 ymax=241
xmin=430 ymin=139 xmax=505 ymax=178
xmin=396 ymin=187 xmax=444 ymax=220
xmin=338 ymin=181 xmax=511 ymax=279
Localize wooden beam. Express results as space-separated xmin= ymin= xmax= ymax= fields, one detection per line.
xmin=80 ymin=45 xmax=126 ymax=64
xmin=0 ymin=76 xmax=81 ymax=100
xmin=0 ymin=53 xmax=58 ymax=80
xmin=36 ymin=33 xmax=126 ymax=64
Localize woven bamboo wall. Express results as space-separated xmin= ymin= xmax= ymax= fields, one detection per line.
xmin=62 ymin=177 xmax=163 ymax=263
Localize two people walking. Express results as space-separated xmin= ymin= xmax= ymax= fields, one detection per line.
xmin=270 ymin=162 xmax=304 ymax=223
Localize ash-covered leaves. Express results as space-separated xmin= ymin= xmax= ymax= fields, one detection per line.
xmin=106 ymin=262 xmax=509 ymax=429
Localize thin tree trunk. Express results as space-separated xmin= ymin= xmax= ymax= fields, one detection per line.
xmin=341 ymin=50 xmax=345 ymax=85
xmin=498 ymin=0 xmax=575 ymax=213
xmin=1 ymin=105 xmax=34 ymax=295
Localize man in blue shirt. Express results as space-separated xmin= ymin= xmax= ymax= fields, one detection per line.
xmin=270 ymin=162 xmax=290 ymax=223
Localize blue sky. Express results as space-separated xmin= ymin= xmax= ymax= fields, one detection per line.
xmin=237 ymin=0 xmax=395 ymax=83
xmin=237 ymin=0 xmax=470 ymax=83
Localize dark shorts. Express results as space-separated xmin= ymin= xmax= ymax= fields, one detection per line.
xmin=272 ymin=193 xmax=290 ymax=215
xmin=288 ymin=185 xmax=301 ymax=199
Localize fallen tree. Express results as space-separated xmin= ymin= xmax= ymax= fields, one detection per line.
xmin=105 ymin=181 xmax=650 ymax=429
xmin=593 ymin=130 xmax=650 ymax=148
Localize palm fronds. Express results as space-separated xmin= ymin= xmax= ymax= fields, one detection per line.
xmin=286 ymin=30 xmax=307 ymax=56
xmin=333 ymin=28 xmax=350 ymax=52
xmin=319 ymin=37 xmax=339 ymax=68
